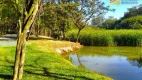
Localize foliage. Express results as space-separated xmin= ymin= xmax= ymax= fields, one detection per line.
xmin=66 ymin=28 xmax=142 ymax=46
xmin=91 ymin=15 xmax=105 ymax=27
xmin=102 ymin=19 xmax=117 ymax=29
xmin=122 ymin=5 xmax=142 ymax=19
xmin=43 ymin=2 xmax=75 ymax=39
xmin=120 ymin=16 xmax=142 ymax=29
xmin=109 ymin=5 xmax=142 ymax=29
xmin=0 ymin=0 xmax=114 ymax=38
xmin=70 ymin=0 xmax=114 ymax=42
xmin=0 ymin=0 xmax=19 ymax=35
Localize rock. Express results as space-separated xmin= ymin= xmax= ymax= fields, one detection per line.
xmin=55 ymin=44 xmax=82 ymax=55
xmin=55 ymin=48 xmax=63 ymax=54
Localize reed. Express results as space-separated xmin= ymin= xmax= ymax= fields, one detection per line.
xmin=66 ymin=28 xmax=142 ymax=46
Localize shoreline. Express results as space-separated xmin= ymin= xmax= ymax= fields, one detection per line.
xmin=55 ymin=42 xmax=83 ymax=55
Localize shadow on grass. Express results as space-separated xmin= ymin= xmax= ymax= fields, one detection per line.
xmin=0 ymin=58 xmax=13 ymax=79
xmin=0 ymin=65 xmax=13 ymax=79
xmin=0 ymin=74 xmax=12 ymax=80
xmin=25 ymin=67 xmax=93 ymax=80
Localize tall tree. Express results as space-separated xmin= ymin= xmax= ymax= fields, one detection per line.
xmin=43 ymin=1 xmax=74 ymax=39
xmin=0 ymin=0 xmax=18 ymax=36
xmin=13 ymin=0 xmax=40 ymax=80
xmin=43 ymin=3 xmax=59 ymax=39
xmin=71 ymin=0 xmax=114 ymax=42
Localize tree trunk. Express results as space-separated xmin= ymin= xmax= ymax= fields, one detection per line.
xmin=36 ymin=12 xmax=40 ymax=37
xmin=13 ymin=0 xmax=40 ymax=80
xmin=62 ymin=31 xmax=66 ymax=40
xmin=76 ymin=29 xmax=81 ymax=42
xmin=35 ymin=25 xmax=39 ymax=37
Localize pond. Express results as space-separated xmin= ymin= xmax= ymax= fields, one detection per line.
xmin=64 ymin=47 xmax=142 ymax=80
xmin=0 ymin=38 xmax=16 ymax=47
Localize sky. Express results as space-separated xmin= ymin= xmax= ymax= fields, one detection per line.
xmin=101 ymin=0 xmax=142 ymax=19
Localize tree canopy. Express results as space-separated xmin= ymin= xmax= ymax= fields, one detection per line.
xmin=120 ymin=15 xmax=142 ymax=29
xmin=102 ymin=5 xmax=142 ymax=29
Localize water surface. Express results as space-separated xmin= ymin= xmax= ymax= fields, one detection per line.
xmin=0 ymin=38 xmax=16 ymax=47
xmin=65 ymin=47 xmax=142 ymax=80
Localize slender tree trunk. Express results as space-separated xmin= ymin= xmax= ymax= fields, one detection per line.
xmin=13 ymin=0 xmax=40 ymax=80
xmin=35 ymin=25 xmax=39 ymax=37
xmin=76 ymin=29 xmax=81 ymax=42
xmin=36 ymin=12 xmax=40 ymax=37
xmin=63 ymin=31 xmax=66 ymax=40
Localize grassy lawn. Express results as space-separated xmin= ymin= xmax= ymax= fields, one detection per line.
xmin=0 ymin=39 xmax=112 ymax=80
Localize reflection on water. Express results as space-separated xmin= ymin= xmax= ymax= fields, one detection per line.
xmin=66 ymin=47 xmax=142 ymax=80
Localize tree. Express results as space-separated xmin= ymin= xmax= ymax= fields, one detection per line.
xmin=120 ymin=16 xmax=142 ymax=29
xmin=123 ymin=6 xmax=138 ymax=19
xmin=13 ymin=0 xmax=40 ymax=80
xmin=0 ymin=0 xmax=18 ymax=36
xmin=43 ymin=1 xmax=74 ymax=39
xmin=122 ymin=5 xmax=142 ymax=19
xmin=56 ymin=2 xmax=74 ymax=39
xmin=71 ymin=0 xmax=114 ymax=42
xmin=91 ymin=15 xmax=104 ymax=27
xmin=112 ymin=5 xmax=142 ymax=29
xmin=43 ymin=3 xmax=59 ymax=39
xmin=102 ymin=17 xmax=117 ymax=29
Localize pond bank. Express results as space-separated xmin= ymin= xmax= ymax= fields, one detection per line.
xmin=28 ymin=36 xmax=83 ymax=55
xmin=0 ymin=39 xmax=112 ymax=80
xmin=55 ymin=42 xmax=82 ymax=55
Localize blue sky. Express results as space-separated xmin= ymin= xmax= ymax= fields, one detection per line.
xmin=101 ymin=0 xmax=142 ymax=19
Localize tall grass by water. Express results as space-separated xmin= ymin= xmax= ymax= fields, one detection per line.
xmin=66 ymin=28 xmax=142 ymax=46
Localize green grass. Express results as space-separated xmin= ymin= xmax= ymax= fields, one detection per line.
xmin=66 ymin=28 xmax=142 ymax=46
xmin=0 ymin=41 xmax=112 ymax=80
